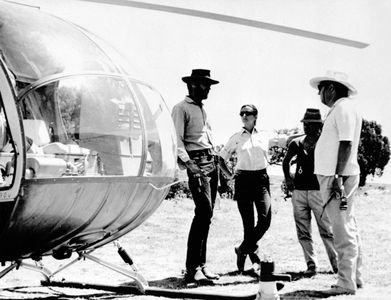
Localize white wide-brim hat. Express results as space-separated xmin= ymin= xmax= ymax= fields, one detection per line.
xmin=309 ymin=71 xmax=357 ymax=96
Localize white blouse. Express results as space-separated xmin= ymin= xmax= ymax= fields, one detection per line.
xmin=219 ymin=128 xmax=268 ymax=171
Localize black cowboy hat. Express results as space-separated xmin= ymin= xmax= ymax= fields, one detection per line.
xmin=301 ymin=108 xmax=323 ymax=123
xmin=182 ymin=69 xmax=219 ymax=85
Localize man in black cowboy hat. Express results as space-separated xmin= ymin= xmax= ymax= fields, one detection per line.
xmin=171 ymin=69 xmax=220 ymax=283
xmin=283 ymin=108 xmax=338 ymax=277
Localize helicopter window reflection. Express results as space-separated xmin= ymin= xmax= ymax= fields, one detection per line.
xmin=20 ymin=75 xmax=144 ymax=179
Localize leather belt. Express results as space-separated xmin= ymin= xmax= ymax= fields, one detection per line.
xmin=188 ymin=148 xmax=214 ymax=159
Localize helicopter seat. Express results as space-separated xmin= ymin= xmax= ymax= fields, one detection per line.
xmin=42 ymin=143 xmax=99 ymax=176
xmin=22 ymin=119 xmax=82 ymax=177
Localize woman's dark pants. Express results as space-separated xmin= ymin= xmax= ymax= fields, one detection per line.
xmin=234 ymin=170 xmax=272 ymax=255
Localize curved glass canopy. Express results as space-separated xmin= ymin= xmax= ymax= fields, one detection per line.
xmin=19 ymin=75 xmax=177 ymax=178
xmin=0 ymin=2 xmax=118 ymax=82
xmin=0 ymin=2 xmax=177 ymax=183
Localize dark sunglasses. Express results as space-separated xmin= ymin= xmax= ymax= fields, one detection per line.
xmin=240 ymin=111 xmax=256 ymax=117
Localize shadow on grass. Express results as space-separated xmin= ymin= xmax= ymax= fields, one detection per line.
xmin=220 ymin=269 xmax=260 ymax=278
xmin=148 ymin=269 xmax=333 ymax=290
xmin=0 ymin=285 xmax=114 ymax=299
xmin=0 ymin=280 xmax=341 ymax=300
xmin=148 ymin=270 xmax=259 ymax=290
xmin=281 ymin=290 xmax=337 ymax=299
xmin=285 ymin=270 xmax=335 ymax=281
xmin=148 ymin=276 xmax=338 ymax=299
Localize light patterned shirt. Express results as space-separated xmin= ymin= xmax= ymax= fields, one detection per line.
xmin=219 ymin=128 xmax=268 ymax=171
xmin=315 ymin=97 xmax=362 ymax=176
xmin=171 ymin=96 xmax=214 ymax=163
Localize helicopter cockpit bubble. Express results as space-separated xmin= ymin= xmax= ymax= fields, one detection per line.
xmin=18 ymin=74 xmax=177 ymax=179
xmin=0 ymin=1 xmax=177 ymax=181
xmin=0 ymin=1 xmax=176 ymax=200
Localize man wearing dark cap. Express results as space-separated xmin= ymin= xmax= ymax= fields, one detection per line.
xmin=171 ymin=69 xmax=220 ymax=283
xmin=283 ymin=108 xmax=338 ymax=277
xmin=310 ymin=71 xmax=363 ymax=296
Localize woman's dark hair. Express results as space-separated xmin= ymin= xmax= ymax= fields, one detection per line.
xmin=240 ymin=104 xmax=258 ymax=116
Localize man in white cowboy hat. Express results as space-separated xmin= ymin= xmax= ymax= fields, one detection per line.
xmin=283 ymin=108 xmax=338 ymax=278
xmin=309 ymin=71 xmax=363 ymax=296
xmin=171 ymin=69 xmax=220 ymax=283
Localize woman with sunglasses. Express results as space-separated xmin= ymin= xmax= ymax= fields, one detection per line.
xmin=219 ymin=104 xmax=271 ymax=274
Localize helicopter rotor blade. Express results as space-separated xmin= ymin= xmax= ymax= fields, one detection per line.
xmin=79 ymin=0 xmax=369 ymax=49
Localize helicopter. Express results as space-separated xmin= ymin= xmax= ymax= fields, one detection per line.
xmin=0 ymin=0 xmax=178 ymax=292
xmin=0 ymin=0 xmax=368 ymax=298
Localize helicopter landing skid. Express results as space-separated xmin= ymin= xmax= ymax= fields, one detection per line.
xmin=43 ymin=248 xmax=148 ymax=293
xmin=40 ymin=249 xmax=260 ymax=300
xmin=0 ymin=245 xmax=148 ymax=294
xmin=0 ymin=260 xmax=52 ymax=282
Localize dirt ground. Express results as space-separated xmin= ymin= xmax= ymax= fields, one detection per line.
xmin=0 ymin=175 xmax=391 ymax=299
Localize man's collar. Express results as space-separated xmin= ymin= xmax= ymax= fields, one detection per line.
xmin=325 ymin=97 xmax=349 ymax=118
xmin=332 ymin=97 xmax=348 ymax=108
xmin=185 ymin=96 xmax=203 ymax=106
xmin=241 ymin=127 xmax=258 ymax=135
xmin=184 ymin=96 xmax=194 ymax=103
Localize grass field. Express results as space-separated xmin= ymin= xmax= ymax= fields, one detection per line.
xmin=0 ymin=175 xmax=390 ymax=299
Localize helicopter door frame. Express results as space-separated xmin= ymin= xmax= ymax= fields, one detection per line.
xmin=0 ymin=59 xmax=25 ymax=202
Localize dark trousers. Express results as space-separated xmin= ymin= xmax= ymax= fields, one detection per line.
xmin=186 ymin=155 xmax=218 ymax=273
xmin=234 ymin=170 xmax=272 ymax=254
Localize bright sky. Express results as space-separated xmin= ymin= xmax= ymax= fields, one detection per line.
xmin=15 ymin=0 xmax=391 ymax=148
